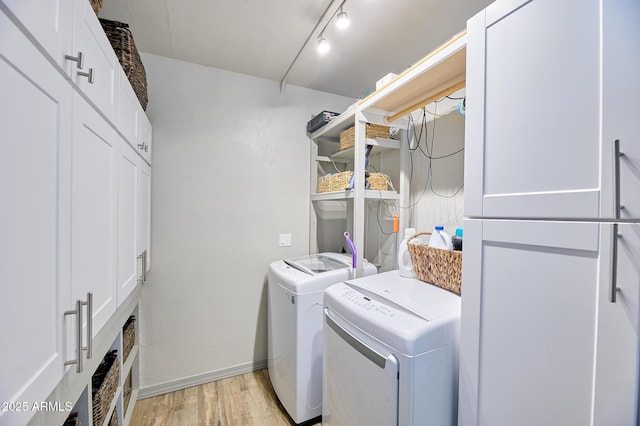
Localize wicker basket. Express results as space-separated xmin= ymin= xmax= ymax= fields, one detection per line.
xmin=318 ymin=171 xmax=353 ymax=193
xmin=89 ymin=0 xmax=102 ymax=14
xmin=317 ymin=171 xmax=391 ymax=193
xmin=367 ymin=173 xmax=391 ymax=191
xmin=99 ymin=19 xmax=148 ymax=110
xmin=109 ymin=409 xmax=118 ymax=426
xmin=92 ymin=350 xmax=120 ymax=426
xmin=63 ymin=412 xmax=81 ymax=426
xmin=407 ymin=232 xmax=462 ymax=295
xmin=122 ymin=316 xmax=136 ymax=363
xmin=123 ymin=371 xmax=133 ymax=415
xmin=339 ymin=124 xmax=390 ymax=150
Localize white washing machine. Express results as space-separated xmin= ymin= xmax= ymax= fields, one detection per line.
xmin=323 ymin=270 xmax=461 ymax=426
xmin=267 ymin=253 xmax=377 ymax=424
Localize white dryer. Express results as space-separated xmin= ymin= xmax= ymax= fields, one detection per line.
xmin=323 ymin=270 xmax=461 ymax=426
xmin=267 ymin=253 xmax=376 ymax=424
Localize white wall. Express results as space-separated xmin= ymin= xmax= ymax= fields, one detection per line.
xmin=139 ymin=53 xmax=353 ymax=393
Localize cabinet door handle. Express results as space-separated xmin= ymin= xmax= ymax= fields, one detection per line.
xmin=137 ymin=142 xmax=148 ymax=152
xmin=82 ymin=292 xmax=93 ymax=359
xmin=613 ymin=139 xmax=625 ymax=219
xmin=138 ymin=252 xmax=145 ymax=284
xmin=77 ymin=68 xmax=94 ymax=84
xmin=610 ymin=224 xmax=622 ymax=303
xmin=65 ymin=51 xmax=84 ymax=69
xmin=64 ymin=299 xmax=83 ymax=373
xmin=143 ymin=250 xmax=148 ymax=283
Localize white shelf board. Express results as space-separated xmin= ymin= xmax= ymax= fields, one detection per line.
xmin=330 ymin=137 xmax=401 ymax=160
xmin=358 ymin=30 xmax=467 ymax=120
xmin=310 ymin=102 xmax=357 ymax=141
xmin=311 ymin=190 xmax=400 ymax=202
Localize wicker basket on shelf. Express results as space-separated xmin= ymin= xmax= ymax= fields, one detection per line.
xmin=318 ymin=171 xmax=353 ymax=193
xmin=407 ymin=232 xmax=462 ymax=295
xmin=99 ymin=19 xmax=148 ymax=110
xmin=122 ymin=316 xmax=136 ymax=363
xmin=89 ymin=0 xmax=102 ymax=14
xmin=339 ymin=124 xmax=390 ymax=150
xmin=92 ymin=350 xmax=120 ymax=426
xmin=317 ymin=171 xmax=392 ymax=193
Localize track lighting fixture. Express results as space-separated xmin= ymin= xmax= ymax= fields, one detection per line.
xmin=336 ymin=7 xmax=349 ymax=29
xmin=317 ymin=35 xmax=330 ymax=54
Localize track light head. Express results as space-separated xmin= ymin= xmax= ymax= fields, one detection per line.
xmin=336 ymin=8 xmax=349 ymax=29
xmin=317 ymin=36 xmax=330 ymax=54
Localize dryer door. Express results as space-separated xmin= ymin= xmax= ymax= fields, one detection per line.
xmin=323 ymin=308 xmax=399 ymax=426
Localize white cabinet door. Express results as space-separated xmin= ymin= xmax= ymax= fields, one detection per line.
xmin=465 ymin=0 xmax=601 ymax=219
xmin=1 ymin=0 xmax=73 ymax=69
xmin=459 ymin=219 xmax=602 ymax=426
xmin=116 ymin=67 xmax=140 ymax=147
xmin=601 ymin=0 xmax=640 ymax=220
xmin=117 ymin=137 xmax=139 ymax=305
xmin=138 ymin=109 xmax=152 ymax=164
xmin=137 ymin=157 xmax=151 ymax=275
xmin=70 ymin=0 xmax=117 ymax=121
xmin=71 ymin=92 xmax=117 ymax=338
xmin=0 ymin=12 xmax=72 ymax=425
xmin=593 ymin=223 xmax=640 ymax=425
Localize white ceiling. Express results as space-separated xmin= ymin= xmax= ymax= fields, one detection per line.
xmin=98 ymin=0 xmax=493 ymax=99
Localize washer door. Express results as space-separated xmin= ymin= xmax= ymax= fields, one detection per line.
xmin=323 ymin=308 xmax=399 ymax=426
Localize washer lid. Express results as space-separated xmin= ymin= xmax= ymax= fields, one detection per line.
xmin=345 ymin=270 xmax=460 ymax=320
xmin=284 ymin=253 xmax=350 ymax=276
xmin=324 ymin=270 xmax=461 ymax=355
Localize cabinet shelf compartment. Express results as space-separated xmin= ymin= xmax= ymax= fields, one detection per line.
xmin=92 ymin=350 xmax=120 ymax=426
xmin=122 ymin=316 xmax=136 ymax=364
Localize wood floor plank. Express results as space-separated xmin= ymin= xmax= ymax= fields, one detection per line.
xmin=131 ymin=369 xmax=321 ymax=426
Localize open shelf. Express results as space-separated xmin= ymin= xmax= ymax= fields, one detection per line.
xmin=358 ymin=30 xmax=466 ymax=122
xmin=311 ymin=189 xmax=400 ymax=202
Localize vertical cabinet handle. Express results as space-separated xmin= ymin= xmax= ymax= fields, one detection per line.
xmin=82 ymin=292 xmax=93 ymax=359
xmin=65 ymin=51 xmax=84 ymax=69
xmin=138 ymin=250 xmax=148 ymax=284
xmin=64 ymin=300 xmax=83 ymax=373
xmin=143 ymin=250 xmax=148 ymax=283
xmin=613 ymin=139 xmax=625 ymax=219
xmin=77 ymin=68 xmax=94 ymax=84
xmin=610 ymin=224 xmax=622 ymax=303
xmin=137 ymin=142 xmax=148 ymax=152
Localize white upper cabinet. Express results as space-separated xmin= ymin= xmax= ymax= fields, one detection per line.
xmin=0 ymin=12 xmax=72 ymax=425
xmin=70 ymin=0 xmax=117 ymax=121
xmin=464 ymin=0 xmax=640 ymax=220
xmin=601 ymin=0 xmax=640 ymax=220
xmin=1 ymin=0 xmax=73 ymax=69
xmin=117 ymin=137 xmax=140 ymax=305
xmin=71 ymin=92 xmax=118 ymax=338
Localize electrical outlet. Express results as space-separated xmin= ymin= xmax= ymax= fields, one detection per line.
xmin=279 ymin=233 xmax=292 ymax=247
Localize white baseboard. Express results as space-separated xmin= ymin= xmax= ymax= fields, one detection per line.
xmin=137 ymin=359 xmax=268 ymax=399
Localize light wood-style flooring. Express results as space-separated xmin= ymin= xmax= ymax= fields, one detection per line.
xmin=130 ymin=369 xmax=322 ymax=425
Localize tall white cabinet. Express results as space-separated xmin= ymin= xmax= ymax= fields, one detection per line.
xmin=0 ymin=1 xmax=151 ymax=424
xmin=460 ymin=0 xmax=640 ymax=425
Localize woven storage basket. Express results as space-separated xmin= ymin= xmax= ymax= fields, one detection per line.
xmin=99 ymin=19 xmax=148 ymax=110
xmin=122 ymin=316 xmax=135 ymax=363
xmin=318 ymin=171 xmax=353 ymax=193
xmin=90 ymin=0 xmax=102 ymax=14
xmin=407 ymin=232 xmax=462 ymax=295
xmin=123 ymin=371 xmax=133 ymax=415
xmin=339 ymin=124 xmax=390 ymax=150
xmin=317 ymin=171 xmax=391 ymax=192
xmin=109 ymin=409 xmax=118 ymax=426
xmin=92 ymin=350 xmax=120 ymax=426
xmin=368 ymin=173 xmax=391 ymax=191
xmin=63 ymin=412 xmax=81 ymax=426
